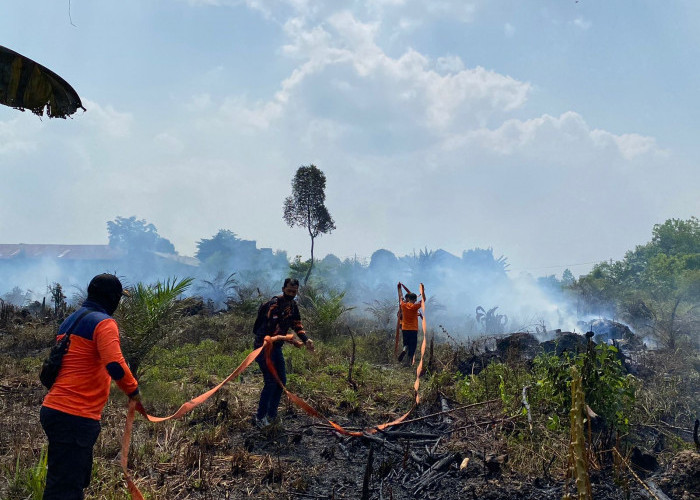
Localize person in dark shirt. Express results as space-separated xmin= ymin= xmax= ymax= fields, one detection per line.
xmin=252 ymin=278 xmax=314 ymax=427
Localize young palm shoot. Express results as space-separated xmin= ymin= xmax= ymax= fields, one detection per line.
xmin=116 ymin=277 xmax=193 ymax=376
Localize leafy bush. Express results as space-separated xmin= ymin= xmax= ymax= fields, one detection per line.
xmin=455 ymin=342 xmax=635 ymax=432
xmin=533 ymin=343 xmax=635 ymax=431
xmin=455 ymin=362 xmax=529 ymax=412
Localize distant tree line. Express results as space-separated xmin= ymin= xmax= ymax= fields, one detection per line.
xmin=3 ymin=207 xmax=697 ymax=351
xmin=566 ymin=217 xmax=699 ymax=349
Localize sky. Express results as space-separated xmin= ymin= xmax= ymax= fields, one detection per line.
xmin=1 ymin=0 xmax=698 ymax=279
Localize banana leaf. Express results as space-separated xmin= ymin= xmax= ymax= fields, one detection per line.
xmin=0 ymin=45 xmax=84 ymax=118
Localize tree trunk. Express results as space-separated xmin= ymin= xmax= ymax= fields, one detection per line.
xmin=667 ymin=296 xmax=682 ymax=350
xmin=304 ymin=235 xmax=315 ymax=285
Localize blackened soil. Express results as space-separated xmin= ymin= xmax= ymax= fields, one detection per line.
xmin=195 ymin=402 xmax=663 ymax=500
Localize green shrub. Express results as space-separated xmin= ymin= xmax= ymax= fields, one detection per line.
xmin=531 ymin=343 xmax=635 ymax=431
xmin=455 ymin=343 xmax=635 ymax=432
xmin=455 ymin=362 xmax=530 ymax=413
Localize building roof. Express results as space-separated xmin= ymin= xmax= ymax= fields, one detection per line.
xmin=0 ymin=244 xmax=124 ymax=260
xmin=152 ymin=251 xmax=200 ymax=267
xmin=0 ymin=244 xmax=201 ymax=267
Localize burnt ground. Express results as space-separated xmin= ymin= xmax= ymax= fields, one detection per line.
xmin=124 ymin=400 xmax=667 ymax=500
xmin=115 ymin=379 xmax=692 ymax=500
xmin=1 ymin=322 xmax=698 ymax=500
xmin=0 ymin=373 xmax=674 ymax=500
xmin=1 ymin=364 xmax=698 ymax=500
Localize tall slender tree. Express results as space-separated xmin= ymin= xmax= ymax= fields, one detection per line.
xmin=283 ymin=164 xmax=336 ymax=285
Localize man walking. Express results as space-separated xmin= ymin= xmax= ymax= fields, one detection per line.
xmin=398 ymin=290 xmax=422 ymax=364
xmin=40 ymin=273 xmax=140 ymax=499
xmin=253 ymin=278 xmax=314 ymax=427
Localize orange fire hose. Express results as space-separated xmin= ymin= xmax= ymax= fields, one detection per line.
xmin=415 ymin=283 xmax=427 ymax=402
xmin=262 ymin=334 xmax=420 ymax=437
xmin=121 ymin=288 xmax=429 ymax=498
xmin=394 ymin=282 xmax=403 ymax=356
xmin=120 ymin=334 xmax=291 ymax=499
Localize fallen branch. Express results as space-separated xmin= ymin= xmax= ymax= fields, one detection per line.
xmin=440 ymin=394 xmax=453 ymax=425
xmin=658 ymin=419 xmax=695 ymax=435
xmin=360 ymin=433 xmax=430 ymax=469
xmin=408 ymin=452 xmax=460 ymax=495
xmin=414 ymin=470 xmax=450 ymax=496
xmin=386 ymin=399 xmax=501 ymax=429
xmin=452 ymin=414 xmax=521 ymax=433
xmin=378 ymin=430 xmax=441 ymax=440
xmin=430 ymin=436 xmax=442 ymax=457
xmin=361 ymin=443 xmax=374 ymax=500
xmin=612 ymin=447 xmax=666 ymax=500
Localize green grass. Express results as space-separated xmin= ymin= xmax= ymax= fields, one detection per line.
xmin=7 ymin=446 xmax=47 ymax=500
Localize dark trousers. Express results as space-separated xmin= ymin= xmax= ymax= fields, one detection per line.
xmin=40 ymin=406 xmax=101 ymax=500
xmin=256 ymin=345 xmax=286 ymax=420
xmin=402 ymin=330 xmax=418 ymax=361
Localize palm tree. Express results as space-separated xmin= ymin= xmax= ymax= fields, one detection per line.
xmin=116 ymin=277 xmax=193 ymax=375
xmin=196 ymin=271 xmax=237 ymax=311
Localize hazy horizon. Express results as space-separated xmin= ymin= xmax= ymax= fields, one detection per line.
xmin=2 ymin=1 xmax=698 ymax=282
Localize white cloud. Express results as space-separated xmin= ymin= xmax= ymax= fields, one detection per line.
xmin=185 ymin=0 xmax=227 ymax=5
xmin=186 ymin=0 xmax=480 ymax=28
xmin=425 ymin=1 xmax=477 ymax=23
xmin=397 ymin=17 xmax=421 ymax=32
xmin=234 ymin=11 xmax=531 ymax=138
xmin=452 ymin=111 xmax=664 ymax=161
xmin=153 ymin=132 xmax=185 ymax=155
xmin=0 ymin=116 xmax=40 ymax=156
xmin=436 ymin=55 xmax=465 ymax=73
xmin=186 ymin=93 xmax=213 ymax=112
xmin=591 ymin=130 xmax=662 ymax=160
xmin=367 ymin=0 xmax=406 ymax=6
xmin=81 ymin=99 xmax=133 ymax=138
xmin=219 ymin=96 xmax=284 ymax=129
xmin=573 ymin=17 xmax=592 ymax=30
xmin=504 ymin=22 xmax=515 ymax=38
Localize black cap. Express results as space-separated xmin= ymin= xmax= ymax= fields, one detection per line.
xmin=88 ymin=274 xmax=125 ymax=298
xmin=87 ymin=274 xmax=127 ymax=315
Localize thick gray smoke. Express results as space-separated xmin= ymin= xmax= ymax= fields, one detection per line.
xmin=0 ymin=240 xmax=592 ymax=339
xmin=318 ymin=248 xmax=586 ymax=338
xmin=0 ymin=240 xmax=289 ymax=309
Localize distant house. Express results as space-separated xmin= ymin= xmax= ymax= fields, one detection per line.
xmin=0 ymin=244 xmax=199 ymax=294
xmin=151 ymin=251 xmax=200 ymax=267
xmin=0 ymin=244 xmax=125 ymax=261
xmin=0 ymin=244 xmax=199 ymax=266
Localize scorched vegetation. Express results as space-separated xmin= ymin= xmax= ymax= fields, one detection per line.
xmin=0 ymin=218 xmax=697 ymax=499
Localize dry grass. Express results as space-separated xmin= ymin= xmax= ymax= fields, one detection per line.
xmin=1 ymin=311 xmax=698 ymax=499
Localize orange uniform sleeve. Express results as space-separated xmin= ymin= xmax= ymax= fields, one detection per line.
xmin=94 ymin=319 xmax=139 ymax=397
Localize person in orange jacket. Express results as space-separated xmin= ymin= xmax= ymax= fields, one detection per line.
xmin=40 ymin=274 xmax=141 ymax=500
xmin=398 ymin=291 xmax=422 ymax=363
